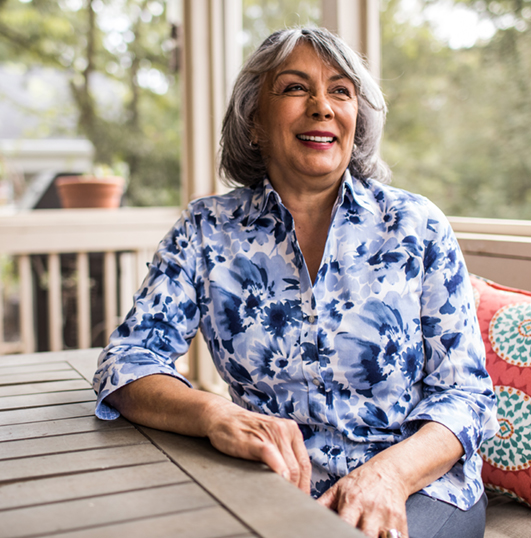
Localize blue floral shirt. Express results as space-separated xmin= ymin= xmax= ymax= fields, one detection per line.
xmin=94 ymin=171 xmax=498 ymax=510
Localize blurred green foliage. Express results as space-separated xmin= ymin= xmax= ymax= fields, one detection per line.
xmin=0 ymin=0 xmax=182 ymax=207
xmin=1 ymin=0 xmax=530 ymax=217
xmin=241 ymin=0 xmax=321 ymax=58
xmin=381 ymin=0 xmax=531 ymax=218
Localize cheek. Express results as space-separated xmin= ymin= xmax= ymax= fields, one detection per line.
xmin=338 ymin=102 xmax=358 ymax=130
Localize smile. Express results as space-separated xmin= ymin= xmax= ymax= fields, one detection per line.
xmin=296 ymin=134 xmax=336 ymax=143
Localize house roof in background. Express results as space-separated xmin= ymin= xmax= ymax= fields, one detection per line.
xmin=0 ymin=138 xmax=94 ymax=175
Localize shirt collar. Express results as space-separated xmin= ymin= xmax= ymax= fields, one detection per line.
xmin=339 ymin=169 xmax=375 ymax=215
xmin=246 ymin=170 xmax=375 ymax=225
xmin=247 ymin=177 xmax=283 ymax=225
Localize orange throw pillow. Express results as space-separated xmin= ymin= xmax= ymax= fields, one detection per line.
xmin=471 ymin=274 xmax=531 ymax=506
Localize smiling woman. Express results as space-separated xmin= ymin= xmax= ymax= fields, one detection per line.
xmin=93 ymin=27 xmax=497 ymax=538
xmin=220 ymin=28 xmax=389 ymax=190
xmin=248 ymin=43 xmax=360 ymax=281
xmin=252 ymin=44 xmax=358 ymax=196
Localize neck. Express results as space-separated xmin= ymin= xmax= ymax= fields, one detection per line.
xmin=268 ymin=173 xmax=344 ymax=284
xmin=269 ymin=173 xmax=343 ymax=221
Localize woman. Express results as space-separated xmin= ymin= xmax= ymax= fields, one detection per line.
xmin=94 ymin=28 xmax=498 ymax=538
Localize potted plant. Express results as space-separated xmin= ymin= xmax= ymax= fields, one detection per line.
xmin=56 ymin=164 xmax=127 ymax=209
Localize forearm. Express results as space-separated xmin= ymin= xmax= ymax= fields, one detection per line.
xmin=104 ymin=373 xmax=233 ymax=437
xmin=104 ymin=372 xmax=312 ymax=493
xmin=367 ymin=421 xmax=464 ymax=497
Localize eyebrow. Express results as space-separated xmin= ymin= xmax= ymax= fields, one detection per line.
xmin=273 ymin=69 xmax=348 ymax=83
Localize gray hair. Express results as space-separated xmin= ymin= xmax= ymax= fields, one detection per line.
xmin=219 ymin=27 xmax=390 ymax=187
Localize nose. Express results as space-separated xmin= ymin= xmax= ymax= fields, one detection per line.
xmin=307 ymin=92 xmax=334 ymax=120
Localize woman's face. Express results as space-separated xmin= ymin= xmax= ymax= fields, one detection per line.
xmin=253 ymin=43 xmax=358 ymax=193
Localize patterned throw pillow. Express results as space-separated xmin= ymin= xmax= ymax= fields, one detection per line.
xmin=470 ymin=274 xmax=531 ymax=506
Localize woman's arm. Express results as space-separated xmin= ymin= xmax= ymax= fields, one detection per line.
xmin=317 ymin=421 xmax=463 ymax=538
xmin=105 ymin=373 xmax=312 ymax=494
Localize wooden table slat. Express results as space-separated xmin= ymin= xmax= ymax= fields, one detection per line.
xmin=142 ymin=427 xmax=365 ymax=538
xmin=0 ymin=355 xmax=69 ymax=367
xmin=66 ymin=352 xmax=99 ymax=384
xmin=0 ymin=415 xmax=131 ymax=442
xmin=0 ymin=379 xmax=89 ymax=398
xmin=0 ymin=428 xmax=148 ymax=460
xmin=0 ymin=349 xmax=100 ymax=367
xmin=40 ymin=506 xmax=253 ymax=538
xmin=0 ymin=461 xmax=190 ymax=511
xmin=0 ymin=443 xmax=167 ymax=482
xmin=0 ymin=402 xmax=95 ymax=426
xmin=0 ymin=362 xmax=72 ymax=376
xmin=0 ymin=482 xmax=217 ymax=538
xmin=0 ymin=389 xmax=96 ymax=411
xmin=0 ymin=370 xmax=83 ymax=387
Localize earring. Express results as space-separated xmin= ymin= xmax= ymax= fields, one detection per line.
xmin=250 ymin=140 xmax=259 ymax=149
xmin=353 ymin=143 xmax=358 ymax=151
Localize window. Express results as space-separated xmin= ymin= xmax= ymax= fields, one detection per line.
xmin=381 ymin=0 xmax=531 ymax=219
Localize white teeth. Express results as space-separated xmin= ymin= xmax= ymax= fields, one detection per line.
xmin=297 ymin=135 xmax=335 ymax=143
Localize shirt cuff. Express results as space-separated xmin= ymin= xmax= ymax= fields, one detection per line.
xmin=94 ymin=357 xmax=193 ymax=421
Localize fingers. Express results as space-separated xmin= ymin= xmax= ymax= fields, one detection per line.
xmin=354 ymin=502 xmax=408 ymax=538
xmin=317 ymin=473 xmax=409 ymax=538
xmin=328 ymin=476 xmax=365 ymax=529
xmin=316 ymin=482 xmax=338 ymax=510
xmin=291 ymin=427 xmax=312 ymax=493
xmin=206 ymin=405 xmax=311 ymax=493
xmin=250 ymin=417 xmax=311 ymax=493
xmin=337 ymin=500 xmax=363 ymax=530
xmin=338 ymin=494 xmax=407 ymax=538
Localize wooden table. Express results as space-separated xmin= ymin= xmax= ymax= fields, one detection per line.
xmin=0 ymin=349 xmax=363 ymax=538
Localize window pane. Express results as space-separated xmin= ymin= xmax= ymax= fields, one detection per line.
xmin=0 ymin=0 xmax=181 ymax=209
xmin=381 ymin=0 xmax=531 ymax=219
xmin=242 ymin=0 xmax=321 ymax=59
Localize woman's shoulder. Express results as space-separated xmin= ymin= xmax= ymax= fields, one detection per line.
xmin=177 ymin=186 xmax=257 ymax=230
xmin=365 ymin=179 xmax=448 ymax=221
xmin=187 ymin=186 xmax=254 ymax=215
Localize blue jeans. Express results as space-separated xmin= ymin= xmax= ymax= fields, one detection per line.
xmin=406 ymin=492 xmax=487 ymax=538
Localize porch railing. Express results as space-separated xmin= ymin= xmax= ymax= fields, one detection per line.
xmin=0 ymin=207 xmax=178 ymax=355
xmin=449 ymin=216 xmax=531 ymax=292
xmin=2 ymin=209 xmax=531 ymax=392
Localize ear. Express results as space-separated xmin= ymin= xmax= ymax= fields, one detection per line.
xmin=249 ymin=120 xmax=260 ymax=146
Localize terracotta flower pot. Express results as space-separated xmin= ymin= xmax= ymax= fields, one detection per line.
xmin=56 ymin=176 xmax=125 ymax=209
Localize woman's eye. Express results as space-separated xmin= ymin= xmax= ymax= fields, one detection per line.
xmin=284 ymin=84 xmax=306 ymax=93
xmin=332 ymin=87 xmax=351 ymax=97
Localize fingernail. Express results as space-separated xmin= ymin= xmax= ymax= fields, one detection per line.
xmin=282 ymin=471 xmax=289 ymax=480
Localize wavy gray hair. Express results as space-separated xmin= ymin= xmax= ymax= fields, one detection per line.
xmin=219 ymin=27 xmax=390 ymax=187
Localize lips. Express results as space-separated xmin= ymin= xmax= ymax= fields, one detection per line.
xmin=296 ymin=131 xmax=337 ymax=144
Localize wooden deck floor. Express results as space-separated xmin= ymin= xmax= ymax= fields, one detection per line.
xmin=0 ymin=348 xmax=362 ymax=538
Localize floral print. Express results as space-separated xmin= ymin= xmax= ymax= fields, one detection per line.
xmin=93 ymin=171 xmax=498 ymax=510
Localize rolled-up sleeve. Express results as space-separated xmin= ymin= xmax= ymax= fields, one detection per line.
xmin=403 ymin=207 xmax=499 ymax=460
xmin=93 ymin=210 xmax=200 ymax=420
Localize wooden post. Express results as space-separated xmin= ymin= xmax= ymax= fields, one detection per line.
xmin=18 ymin=255 xmax=34 ymax=354
xmin=181 ymin=0 xmax=241 ymax=390
xmin=104 ymin=251 xmax=118 ymax=341
xmin=77 ymin=252 xmax=91 ymax=349
xmin=181 ymin=0 xmax=242 ymax=202
xmin=321 ymin=0 xmax=381 ymax=78
xmin=48 ymin=253 xmax=63 ymax=352
xmin=119 ymin=252 xmax=135 ymax=319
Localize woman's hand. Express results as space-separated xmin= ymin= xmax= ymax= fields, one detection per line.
xmin=105 ymin=374 xmax=311 ymax=493
xmin=317 ymin=458 xmax=409 ymax=538
xmin=204 ymin=398 xmax=312 ymax=494
xmin=317 ymin=421 xmax=464 ymax=538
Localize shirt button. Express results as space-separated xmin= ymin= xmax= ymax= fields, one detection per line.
xmin=312 ymin=378 xmax=321 ymax=386
xmin=308 ymin=315 xmax=316 ymax=324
